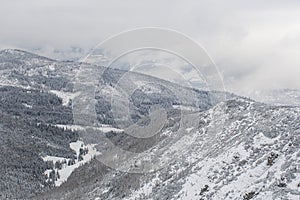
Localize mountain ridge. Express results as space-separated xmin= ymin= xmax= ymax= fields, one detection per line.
xmin=0 ymin=49 xmax=299 ymax=199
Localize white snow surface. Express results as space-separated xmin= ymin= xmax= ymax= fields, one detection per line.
xmin=49 ymin=90 xmax=80 ymax=106
xmin=42 ymin=141 xmax=101 ymax=187
xmin=55 ymin=124 xmax=123 ymax=133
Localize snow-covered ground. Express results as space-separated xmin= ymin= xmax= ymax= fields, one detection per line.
xmin=54 ymin=124 xmax=123 ymax=133
xmin=22 ymin=103 xmax=33 ymax=108
xmin=134 ymin=80 xmax=162 ymax=94
xmin=49 ymin=90 xmax=80 ymax=106
xmin=42 ymin=141 xmax=100 ymax=187
xmin=172 ymin=105 xmax=200 ymax=112
xmin=111 ymin=99 xmax=300 ymax=200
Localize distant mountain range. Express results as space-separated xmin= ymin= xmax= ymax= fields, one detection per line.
xmin=0 ymin=49 xmax=299 ymax=200
xmin=242 ymin=89 xmax=300 ymax=107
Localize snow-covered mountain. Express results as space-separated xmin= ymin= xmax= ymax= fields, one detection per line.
xmin=0 ymin=49 xmax=299 ymax=200
xmin=0 ymin=49 xmax=230 ymax=199
xmin=39 ymin=98 xmax=300 ymax=200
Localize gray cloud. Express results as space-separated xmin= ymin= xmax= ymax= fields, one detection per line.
xmin=1 ymin=0 xmax=300 ymax=93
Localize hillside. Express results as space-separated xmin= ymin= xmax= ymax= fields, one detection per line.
xmin=0 ymin=49 xmax=299 ymax=199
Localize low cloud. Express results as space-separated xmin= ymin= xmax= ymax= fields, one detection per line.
xmin=1 ymin=0 xmax=300 ymax=93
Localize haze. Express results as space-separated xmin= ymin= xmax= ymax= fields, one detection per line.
xmin=1 ymin=0 xmax=300 ymax=94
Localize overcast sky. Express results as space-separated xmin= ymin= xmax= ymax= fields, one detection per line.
xmin=1 ymin=0 xmax=300 ymax=93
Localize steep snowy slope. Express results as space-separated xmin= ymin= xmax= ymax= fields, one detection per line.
xmin=0 ymin=87 xmax=79 ymax=199
xmin=1 ymin=49 xmax=299 ymax=200
xmin=38 ymin=98 xmax=300 ymax=200
xmin=0 ymin=49 xmax=232 ymax=199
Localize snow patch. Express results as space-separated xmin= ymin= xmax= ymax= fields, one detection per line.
xmin=55 ymin=124 xmax=123 ymax=133
xmin=42 ymin=140 xmax=100 ymax=187
xmin=22 ymin=103 xmax=32 ymax=108
xmin=49 ymin=90 xmax=80 ymax=106
xmin=172 ymin=105 xmax=200 ymax=112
